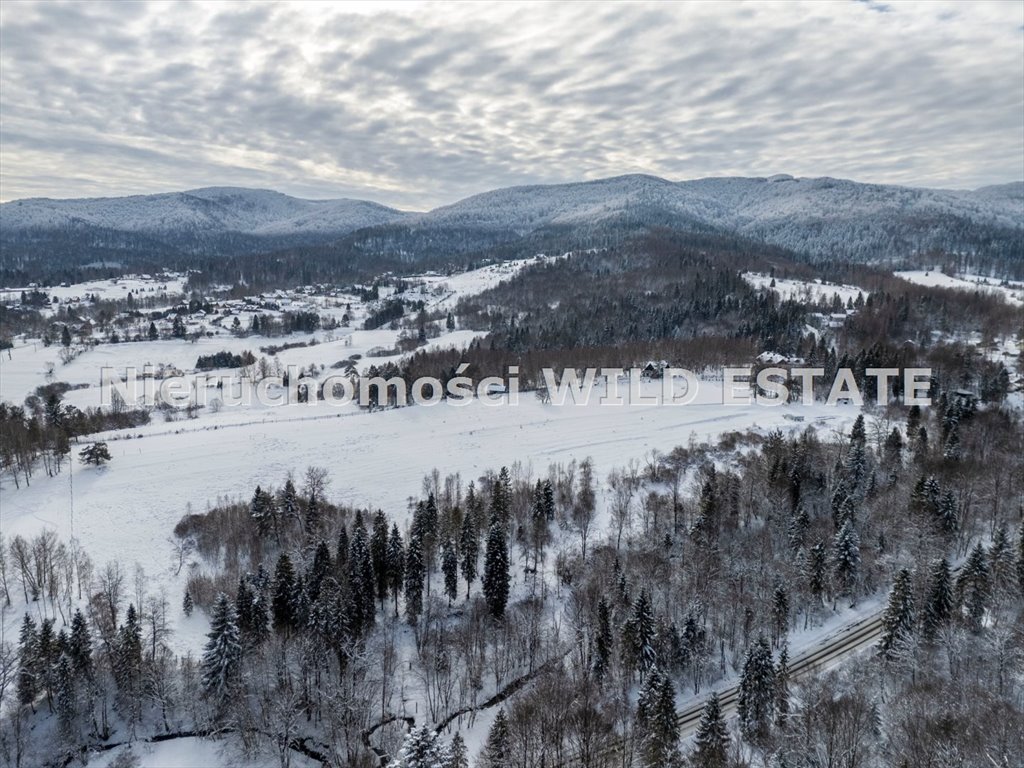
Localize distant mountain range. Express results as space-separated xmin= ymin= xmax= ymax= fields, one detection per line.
xmin=2 ymin=174 xmax=1021 ymax=265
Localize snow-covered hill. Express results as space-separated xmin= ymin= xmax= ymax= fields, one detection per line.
xmin=409 ymin=174 xmax=1024 ymax=259
xmin=2 ymin=174 xmax=1020 ymax=261
xmin=0 ymin=186 xmax=410 ymax=236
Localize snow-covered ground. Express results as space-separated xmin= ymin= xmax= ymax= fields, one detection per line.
xmin=895 ymin=270 xmax=1024 ymax=306
xmin=0 ymin=273 xmax=188 ymax=309
xmin=743 ymin=272 xmax=865 ymax=305
xmin=85 ymin=735 xmax=318 ymax=768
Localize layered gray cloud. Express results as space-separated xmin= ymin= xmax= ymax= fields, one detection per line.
xmin=1 ymin=0 xmax=1021 ymax=208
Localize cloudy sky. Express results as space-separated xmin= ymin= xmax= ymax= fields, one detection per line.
xmin=1 ymin=0 xmax=1021 ymax=209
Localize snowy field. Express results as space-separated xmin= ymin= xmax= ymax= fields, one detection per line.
xmin=0 ymin=273 xmax=188 ymax=309
xmin=743 ymin=272 xmax=865 ymax=305
xmin=895 ymin=269 xmax=1024 ymax=306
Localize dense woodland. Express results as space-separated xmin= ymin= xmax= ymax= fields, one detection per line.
xmin=2 ymin=378 xmax=1022 ymax=766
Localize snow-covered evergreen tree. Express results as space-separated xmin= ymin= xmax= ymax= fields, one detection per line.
xmin=483 ymin=515 xmax=510 ymax=619
xmin=879 ymin=568 xmax=915 ymax=659
xmin=691 ymin=692 xmax=729 ymax=768
xmin=922 ymin=557 xmax=954 ymax=642
xmin=738 ymin=634 xmax=776 ymax=739
xmin=957 ymin=542 xmax=990 ymax=632
xmin=387 ymin=725 xmax=452 ymax=768
xmin=405 ymin=528 xmax=424 ymax=624
xmin=387 ymin=522 xmax=406 ymax=615
xmin=442 ymin=538 xmax=458 ymax=604
xmin=201 ymin=593 xmax=242 ymax=703
xmin=272 ymin=552 xmax=298 ymax=634
xmin=622 ymin=589 xmax=657 ymax=677
xmin=480 ymin=709 xmax=510 ymax=768
xmin=775 ymin=642 xmax=790 ymax=726
xmin=458 ymin=510 xmax=478 ymax=599
xmin=832 ymin=519 xmax=861 ymax=596
xmin=636 ymin=665 xmax=681 ymax=767
xmin=593 ymin=597 xmax=612 ymax=682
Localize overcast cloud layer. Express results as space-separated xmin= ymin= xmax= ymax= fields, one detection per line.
xmin=1 ymin=0 xmax=1022 ymax=208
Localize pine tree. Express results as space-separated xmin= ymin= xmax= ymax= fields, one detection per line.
xmin=491 ymin=467 xmax=512 ymax=528
xmin=622 ymin=589 xmax=657 ymax=677
xmin=349 ymin=518 xmax=376 ymax=633
xmin=304 ymin=493 xmax=322 ymax=536
xmin=442 ymin=538 xmax=459 ymax=605
xmin=182 ymin=588 xmax=194 ymax=617
xmin=388 ymin=725 xmax=452 ymax=768
xmin=336 ymin=526 xmax=350 ymax=574
xmin=879 ymin=568 xmax=915 ymax=659
xmin=788 ymin=503 xmax=809 ymax=551
xmin=542 ymin=479 xmax=555 ymax=521
xmin=17 ymin=614 xmax=39 ymax=710
xmin=922 ymin=557 xmax=953 ymax=642
xmin=480 ymin=709 xmax=510 ymax=768
xmin=636 ymin=665 xmax=680 ymax=767
xmin=236 ymin=574 xmax=269 ymax=648
xmin=405 ymin=529 xmax=424 ymax=625
xmin=147 ymin=321 xmax=159 ymax=340
xmin=280 ymin=478 xmax=299 ymax=527
xmin=306 ymin=540 xmax=333 ymax=604
xmin=386 ymin=523 xmax=405 ymax=616
xmin=54 ymin=653 xmax=77 ymax=741
xmin=989 ymin=524 xmax=1014 ymax=599
xmin=113 ymin=604 xmax=142 ymax=694
xmin=37 ymin=618 xmax=57 ymax=708
xmin=459 ymin=510 xmax=478 ymax=598
xmin=68 ymin=609 xmax=93 ymax=679
xmin=691 ymin=692 xmax=729 ymax=768
xmin=448 ymin=732 xmax=469 ymax=768
xmin=957 ymin=542 xmax=990 ymax=632
xmin=832 ymin=519 xmax=861 ymax=597
xmin=201 ymin=593 xmax=242 ymax=703
xmin=594 ymin=597 xmax=612 ymax=682
xmin=775 ymin=642 xmax=790 ymax=726
xmin=807 ymin=540 xmax=829 ymax=600
xmin=272 ymin=552 xmax=298 ymax=635
xmin=738 ymin=635 xmax=776 ymax=739
xmin=61 ymin=325 xmax=72 ymax=347
xmin=483 ymin=515 xmax=510 ymax=619
xmin=936 ymin=490 xmax=958 ymax=537
xmin=371 ymin=510 xmax=390 ymax=607
xmin=771 ymin=583 xmax=789 ymax=646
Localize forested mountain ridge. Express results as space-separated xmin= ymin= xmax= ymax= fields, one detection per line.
xmin=2 ymin=175 xmax=1021 ymax=275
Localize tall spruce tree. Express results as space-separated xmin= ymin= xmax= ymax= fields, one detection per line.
xmin=832 ymin=519 xmax=861 ymax=597
xmin=201 ymin=593 xmax=242 ymax=704
xmin=371 ymin=511 xmax=390 ymax=607
xmin=272 ymin=552 xmax=298 ymax=635
xmin=738 ymin=635 xmax=776 ymax=739
xmin=775 ymin=642 xmax=790 ymax=726
xmin=349 ymin=517 xmax=376 ymax=633
xmin=691 ymin=692 xmax=729 ymax=768
xmin=68 ymin=609 xmax=93 ymax=679
xmin=483 ymin=515 xmax=510 ymax=619
xmin=957 ymin=542 xmax=990 ymax=632
xmin=594 ymin=597 xmax=613 ymax=682
xmin=480 ymin=709 xmax=510 ymax=768
xmin=922 ymin=557 xmax=954 ymax=642
xmin=386 ymin=523 xmax=405 ymax=616
xmin=17 ymin=614 xmax=39 ymax=710
xmin=879 ymin=568 xmax=915 ymax=659
xmin=622 ymin=589 xmax=657 ymax=677
xmin=405 ymin=529 xmax=424 ymax=625
xmin=442 ymin=538 xmax=459 ymax=605
xmin=459 ymin=510 xmax=479 ymax=599
xmin=636 ymin=665 xmax=681 ymax=767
